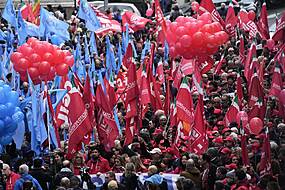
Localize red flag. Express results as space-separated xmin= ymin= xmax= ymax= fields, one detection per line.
xmin=173 ymin=64 xmax=183 ymax=89
xmin=199 ymin=56 xmax=215 ymax=74
xmin=105 ymin=73 xmax=117 ymax=109
xmin=122 ymin=44 xmax=133 ymax=69
xmin=181 ymin=58 xmax=195 ymax=76
xmin=248 ymin=73 xmax=266 ymax=120
xmin=156 ymin=59 xmax=165 ymax=83
xmin=257 ymin=3 xmax=270 ymax=40
xmin=122 ymin=11 xmax=152 ymax=32
xmin=176 ymin=77 xmax=194 ymax=125
xmin=239 ymin=35 xmax=245 ymax=64
xmin=124 ymin=61 xmax=139 ymax=145
xmin=224 ymin=95 xmax=239 ymax=127
xmin=237 ymin=73 xmax=244 ymax=107
xmin=244 ymin=42 xmax=257 ymax=82
xmin=83 ymin=73 xmax=96 ymax=126
xmin=96 ymin=82 xmax=119 ymax=151
xmin=96 ymin=17 xmax=122 ymax=36
xmin=170 ymin=100 xmax=177 ymax=128
xmin=238 ymin=9 xmax=261 ymax=39
xmin=225 ymin=1 xmax=237 ymax=36
xmin=214 ymin=53 xmax=226 ymax=74
xmin=272 ymin=11 xmax=285 ymax=42
xmin=269 ymin=62 xmax=283 ymax=98
xmin=259 ymin=129 xmax=272 ymax=176
xmin=199 ymin=0 xmax=225 ymax=28
xmin=56 ymin=78 xmax=93 ymax=158
xmin=150 ymin=71 xmax=163 ymax=110
xmin=140 ymin=63 xmax=151 ymax=106
xmin=241 ymin=125 xmax=250 ymax=166
xmin=20 ymin=2 xmax=35 ymax=22
xmin=154 ymin=0 xmax=167 ymax=37
xmin=189 ymin=95 xmax=208 ymax=155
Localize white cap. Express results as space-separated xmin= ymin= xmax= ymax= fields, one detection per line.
xmin=149 ymin=148 xmax=162 ymax=154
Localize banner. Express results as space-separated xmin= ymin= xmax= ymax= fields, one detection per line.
xmin=79 ymin=173 xmax=179 ymax=190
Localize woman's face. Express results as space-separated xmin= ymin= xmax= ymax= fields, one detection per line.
xmin=75 ymin=156 xmax=82 ymax=164
xmin=232 ymin=156 xmax=239 ymax=164
xmin=125 ymin=155 xmax=131 ymax=163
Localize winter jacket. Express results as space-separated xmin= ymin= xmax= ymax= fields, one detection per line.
xmin=14 ymin=173 xmax=42 ymax=190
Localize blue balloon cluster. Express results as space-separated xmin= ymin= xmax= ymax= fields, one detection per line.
xmin=0 ymin=80 xmax=24 ymax=145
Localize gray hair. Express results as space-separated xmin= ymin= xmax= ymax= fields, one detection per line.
xmin=19 ymin=164 xmax=29 ymax=174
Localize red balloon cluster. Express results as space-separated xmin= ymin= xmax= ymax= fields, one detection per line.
xmin=166 ymin=13 xmax=228 ymax=59
xmin=11 ymin=37 xmax=74 ymax=84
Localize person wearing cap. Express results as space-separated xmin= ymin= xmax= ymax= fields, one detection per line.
xmin=149 ymin=148 xmax=163 ymax=171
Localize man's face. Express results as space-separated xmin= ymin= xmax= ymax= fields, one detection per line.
xmin=3 ymin=166 xmax=10 ymax=177
xmin=91 ymin=150 xmax=100 ymax=160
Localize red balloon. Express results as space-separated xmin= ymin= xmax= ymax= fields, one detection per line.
xmin=192 ymin=32 xmax=205 ymax=48
xmin=175 ymin=42 xmax=184 ymax=56
xmin=32 ymin=62 xmax=41 ymax=69
xmin=166 ymin=31 xmax=177 ymax=45
xmin=64 ymin=56 xmax=75 ymax=67
xmin=175 ymin=16 xmax=186 ymax=24
xmin=170 ymin=22 xmax=178 ymax=33
xmin=62 ymin=50 xmax=72 ymax=57
xmin=10 ymin=52 xmax=23 ymax=64
xmin=198 ymin=12 xmax=212 ymax=24
xmin=20 ymin=73 xmax=28 ymax=81
xmin=200 ymin=24 xmax=212 ymax=33
xmin=249 ymin=117 xmax=263 ymax=135
xmin=28 ymin=53 xmax=42 ymax=64
xmin=27 ymin=37 xmax=39 ymax=46
xmin=187 ymin=22 xmax=199 ymax=36
xmin=42 ymin=53 xmax=54 ymax=64
xmin=211 ymin=22 xmax=223 ymax=33
xmin=34 ymin=43 xmax=46 ymax=56
xmin=191 ymin=1 xmax=199 ymax=12
xmin=17 ymin=58 xmax=31 ymax=71
xmin=176 ymin=26 xmax=186 ymax=38
xmin=196 ymin=20 xmax=204 ymax=30
xmin=18 ymin=45 xmax=34 ymax=57
xmin=180 ymin=35 xmax=192 ymax=48
xmin=248 ymin=10 xmax=256 ymax=21
xmin=184 ymin=17 xmax=196 ymax=23
xmin=146 ymin=8 xmax=153 ymax=17
xmin=53 ymin=50 xmax=65 ymax=65
xmin=169 ymin=46 xmax=177 ymax=58
xmin=56 ymin=64 xmax=69 ymax=76
xmin=279 ymin=89 xmax=285 ymax=104
xmin=267 ymin=39 xmax=275 ymax=51
xmin=28 ymin=67 xmax=40 ymax=79
xmin=39 ymin=61 xmax=51 ymax=75
xmin=206 ymin=34 xmax=217 ymax=48
xmin=47 ymin=67 xmax=56 ymax=81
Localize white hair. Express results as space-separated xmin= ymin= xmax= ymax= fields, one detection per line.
xmin=19 ymin=164 xmax=29 ymax=174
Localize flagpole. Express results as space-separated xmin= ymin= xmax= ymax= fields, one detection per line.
xmin=46 ymin=91 xmax=51 ymax=151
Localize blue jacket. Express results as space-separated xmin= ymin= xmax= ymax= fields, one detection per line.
xmin=14 ymin=174 xmax=42 ymax=190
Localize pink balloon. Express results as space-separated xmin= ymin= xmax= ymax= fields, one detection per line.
xmin=180 ymin=35 xmax=192 ymax=48
xmin=191 ymin=1 xmax=200 ymax=12
xmin=249 ymin=117 xmax=263 ymax=135
xmin=146 ymin=8 xmax=153 ymax=17
xmin=248 ymin=10 xmax=256 ymax=21
xmin=175 ymin=16 xmax=186 ymax=23
xmin=176 ymin=26 xmax=186 ymax=38
xmin=198 ymin=12 xmax=212 ymax=24
xmin=267 ymin=39 xmax=275 ymax=51
xmin=170 ymin=22 xmax=178 ymax=33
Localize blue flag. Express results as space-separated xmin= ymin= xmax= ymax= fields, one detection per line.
xmin=78 ymin=0 xmax=101 ymax=31
xmin=2 ymin=0 xmax=17 ymax=28
xmin=0 ymin=30 xmax=6 ymax=41
xmin=25 ymin=21 xmax=40 ymax=37
xmin=164 ymin=41 xmax=169 ymax=62
xmin=116 ymin=43 xmax=122 ymax=74
xmin=105 ymin=36 xmax=116 ymax=79
xmin=130 ymin=40 xmax=138 ymax=58
xmin=49 ymin=89 xmax=68 ymax=110
xmin=17 ymin=10 xmax=28 ymax=45
xmin=89 ymin=32 xmax=98 ymax=55
xmin=122 ymin=24 xmax=129 ymax=54
xmin=141 ymin=40 xmax=151 ymax=62
xmin=39 ymin=8 xmax=70 ymax=41
xmin=84 ymin=35 xmax=91 ymax=64
xmin=28 ymin=74 xmax=48 ymax=155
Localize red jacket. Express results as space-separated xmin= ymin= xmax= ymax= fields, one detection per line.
xmin=86 ymin=156 xmax=111 ymax=174
xmin=6 ymin=172 xmax=20 ymax=190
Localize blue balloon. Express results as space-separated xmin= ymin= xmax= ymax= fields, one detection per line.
xmin=0 ymin=87 xmax=5 ymax=104
xmin=0 ymin=104 xmax=7 ymax=119
xmin=4 ymin=116 xmax=12 ymax=126
xmin=6 ymin=122 xmax=17 ymax=133
xmin=15 ymin=107 xmax=21 ymax=112
xmin=0 ymin=120 xmax=4 ymax=133
xmin=0 ymin=80 xmax=4 ymax=86
xmin=6 ymin=102 xmax=16 ymax=116
xmin=8 ymin=91 xmax=19 ymax=105
xmin=2 ymin=84 xmax=11 ymax=95
xmin=0 ymin=135 xmax=13 ymax=145
xmin=12 ymin=111 xmax=24 ymax=123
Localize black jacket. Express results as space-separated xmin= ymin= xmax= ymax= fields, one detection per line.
xmin=29 ymin=168 xmax=52 ymax=190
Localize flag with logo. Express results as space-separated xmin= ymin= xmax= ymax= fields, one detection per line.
xmin=257 ymin=2 xmax=270 ymax=40
xmin=122 ymin=11 xmax=152 ymax=32
xmin=199 ymin=0 xmax=225 ymax=28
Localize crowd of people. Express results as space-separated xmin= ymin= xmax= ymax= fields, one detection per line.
xmin=0 ymin=0 xmax=284 ymax=190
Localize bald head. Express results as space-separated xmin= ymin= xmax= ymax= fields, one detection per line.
xmin=63 ymin=160 xmax=70 ymax=168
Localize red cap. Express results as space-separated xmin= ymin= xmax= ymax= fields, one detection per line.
xmin=221 ymin=147 xmax=231 ymax=154
xmin=214 ymin=109 xmax=222 ymax=114
xmin=213 ymin=126 xmax=219 ymax=131
xmin=217 ymin=121 xmax=225 ymax=126
xmin=237 ymin=186 xmax=249 ymax=190
xmin=222 ymin=128 xmax=231 ymax=134
xmin=226 ymin=163 xmax=237 ymax=170
xmin=224 ymin=136 xmax=234 ymax=142
xmin=213 ymin=136 xmax=224 ymax=144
